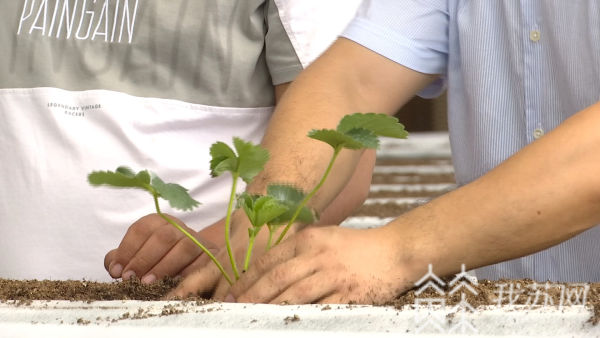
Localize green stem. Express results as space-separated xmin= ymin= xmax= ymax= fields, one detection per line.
xmin=275 ymin=147 xmax=342 ymax=245
xmin=152 ymin=194 xmax=233 ymax=286
xmin=243 ymin=235 xmax=256 ymax=272
xmin=266 ymin=227 xmax=274 ymax=251
xmin=224 ymin=172 xmax=241 ymax=280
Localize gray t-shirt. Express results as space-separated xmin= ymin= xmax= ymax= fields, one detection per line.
xmin=2 ymin=0 xmax=302 ymax=107
xmin=0 ymin=0 xmax=307 ymax=281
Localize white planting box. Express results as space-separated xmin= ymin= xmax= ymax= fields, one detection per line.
xmin=1 ymin=300 xmax=598 ymax=337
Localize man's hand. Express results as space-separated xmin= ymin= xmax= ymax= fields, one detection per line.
xmin=104 ymin=213 xmax=220 ymax=284
xmin=229 ymin=226 xmax=411 ymax=304
xmin=168 ymin=221 xmax=275 ymax=300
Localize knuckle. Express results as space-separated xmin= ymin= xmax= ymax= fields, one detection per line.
xmin=127 ymin=220 xmax=153 ymax=237
xmin=180 ymin=239 xmax=203 ymax=256
xmin=265 ymin=266 xmax=287 ymax=287
xmin=128 ymin=255 xmax=153 ymax=272
xmin=299 ymin=227 xmax=319 ymax=240
xmin=155 ymin=225 xmax=181 ymax=243
xmin=254 ymin=254 xmax=272 ymax=270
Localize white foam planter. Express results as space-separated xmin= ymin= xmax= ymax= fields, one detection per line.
xmin=378 ymin=132 xmax=451 ymax=159
xmin=1 ymin=300 xmax=598 ymax=337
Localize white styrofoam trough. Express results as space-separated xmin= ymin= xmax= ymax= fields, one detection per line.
xmin=1 ymin=300 xmax=598 ymax=337
xmin=378 ymin=132 xmax=451 ymax=159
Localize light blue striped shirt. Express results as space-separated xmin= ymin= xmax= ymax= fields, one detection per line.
xmin=342 ymin=0 xmax=600 ymax=282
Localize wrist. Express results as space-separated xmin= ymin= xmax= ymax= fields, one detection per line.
xmin=376 ymin=217 xmax=437 ymax=288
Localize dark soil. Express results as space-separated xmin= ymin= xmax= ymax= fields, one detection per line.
xmin=1 ymin=277 xmax=597 ymax=325
xmin=0 ymin=277 xmax=182 ymax=302
xmin=387 ymin=279 xmax=600 ymax=325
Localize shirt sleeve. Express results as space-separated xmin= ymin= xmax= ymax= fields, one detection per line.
xmin=264 ymin=0 xmax=304 ymax=85
xmin=342 ymin=0 xmax=449 ymax=97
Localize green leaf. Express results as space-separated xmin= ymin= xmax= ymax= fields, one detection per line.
xmin=308 ymin=128 xmax=379 ymax=150
xmin=135 ymin=170 xmax=152 ymax=185
xmin=238 ymin=193 xmax=288 ymax=229
xmin=345 ymin=128 xmax=379 ymax=149
xmin=151 ymin=175 xmax=200 ymax=211
xmin=233 ymin=137 xmax=270 ymax=183
xmin=267 ymin=184 xmax=317 ymax=225
xmin=209 ymin=142 xmax=238 ymax=177
xmin=337 ymin=113 xmax=408 ymax=139
xmin=209 ymin=138 xmax=269 ymax=183
xmin=116 ymin=166 xmax=136 ymax=177
xmin=88 ymin=168 xmax=152 ymax=192
xmin=308 ymin=129 xmax=365 ymax=149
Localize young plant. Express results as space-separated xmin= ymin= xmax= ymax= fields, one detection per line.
xmin=237 ymin=184 xmax=316 ymax=270
xmin=274 ymin=112 xmax=408 ymax=245
xmin=88 ymin=112 xmax=408 ymax=286
xmin=208 ymin=137 xmax=269 ymax=280
xmin=236 ymin=193 xmax=286 ymax=271
xmin=262 ymin=184 xmax=316 ymax=249
xmin=87 ymin=166 xmax=233 ymax=285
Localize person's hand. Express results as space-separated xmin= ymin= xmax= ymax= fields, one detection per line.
xmin=169 ymin=213 xmax=297 ymax=300
xmin=104 ymin=213 xmax=220 ymax=284
xmin=229 ymin=226 xmax=411 ymax=304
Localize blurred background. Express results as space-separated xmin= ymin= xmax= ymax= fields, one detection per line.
xmin=395 ymin=92 xmax=447 ymax=132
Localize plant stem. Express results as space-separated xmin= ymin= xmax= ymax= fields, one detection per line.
xmin=275 ymin=146 xmax=342 ymax=245
xmin=243 ymin=235 xmax=256 ymax=272
xmin=224 ymin=172 xmax=241 ymax=280
xmin=152 ymin=194 xmax=233 ymax=286
xmin=266 ymin=227 xmax=274 ymax=251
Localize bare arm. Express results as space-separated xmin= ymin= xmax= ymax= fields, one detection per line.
xmin=274 ymin=80 xmax=377 ymax=225
xmin=247 ymin=38 xmax=437 ymax=213
xmin=389 ymin=101 xmax=600 ymax=279
xmin=169 ymin=39 xmax=436 ymax=298
xmin=231 ymin=101 xmax=600 ymax=304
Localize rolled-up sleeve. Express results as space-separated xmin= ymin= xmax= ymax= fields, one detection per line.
xmin=342 ymin=0 xmax=449 ymax=97
xmin=265 ymin=0 xmax=304 ymax=85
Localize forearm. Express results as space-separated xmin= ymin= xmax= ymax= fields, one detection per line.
xmin=316 ymin=149 xmax=376 ymax=225
xmin=249 ymin=38 xmax=436 ymax=213
xmin=384 ymin=102 xmax=600 ymax=279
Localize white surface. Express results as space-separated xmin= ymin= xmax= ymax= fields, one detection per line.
xmin=0 ymin=301 xmax=598 ymax=337
xmin=377 ymin=133 xmax=451 ymax=158
xmin=341 ymin=216 xmax=394 ymax=229
xmin=373 ymin=165 xmax=455 ymax=175
xmin=369 ymin=183 xmax=456 ymax=193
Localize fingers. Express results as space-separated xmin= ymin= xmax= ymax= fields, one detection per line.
xmin=105 ymin=213 xmax=215 ymax=283
xmin=212 ymin=278 xmax=233 ymax=301
xmin=105 ymin=214 xmax=165 ymax=278
xmin=229 ymin=239 xmax=297 ymax=299
xmin=121 ymin=223 xmax=185 ymax=280
xmin=128 ymin=235 xmax=208 ymax=283
xmin=318 ymin=294 xmax=348 ymax=304
xmin=233 ymin=254 xmax=319 ymax=303
xmin=168 ymin=264 xmax=222 ymax=299
xmin=104 ymin=249 xmax=118 ymax=277
xmin=270 ymin=271 xmax=337 ymax=304
xmin=178 ymin=253 xmax=212 ymax=277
